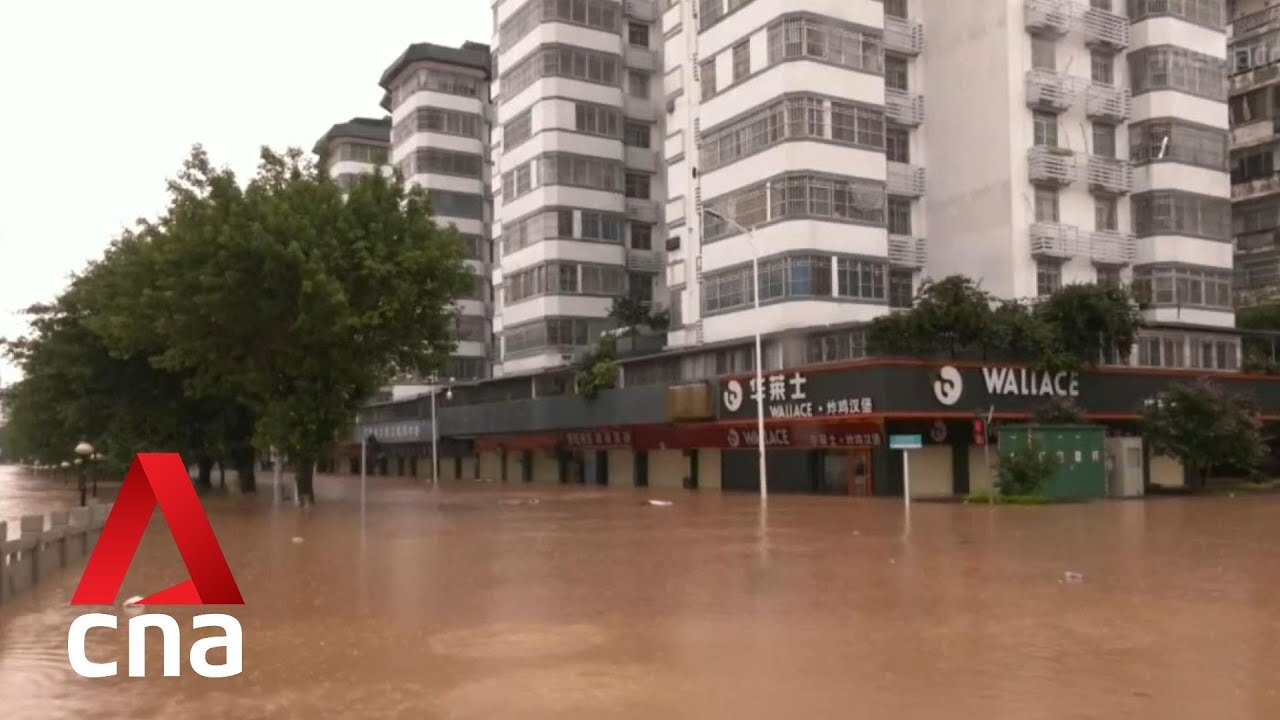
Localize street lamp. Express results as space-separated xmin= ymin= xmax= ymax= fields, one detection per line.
xmin=90 ymin=451 xmax=100 ymax=498
xmin=74 ymin=441 xmax=94 ymax=507
xmin=429 ymin=377 xmax=455 ymax=488
xmin=702 ymin=207 xmax=767 ymax=501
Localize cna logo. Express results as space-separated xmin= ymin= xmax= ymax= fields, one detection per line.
xmin=67 ymin=453 xmax=244 ymax=679
xmin=933 ymin=366 xmax=964 ymax=407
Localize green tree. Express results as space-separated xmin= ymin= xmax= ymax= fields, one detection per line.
xmin=997 ymin=435 xmax=1060 ymax=497
xmin=1033 ymin=396 xmax=1085 ymax=425
xmin=1141 ymin=380 xmax=1268 ymax=490
xmin=574 ymin=334 xmax=619 ymax=400
xmin=1034 ymin=283 xmax=1141 ymax=368
xmin=87 ymin=146 xmax=472 ymax=503
xmin=868 ymin=275 xmax=997 ymax=358
xmin=1236 ymin=303 xmax=1280 ymax=373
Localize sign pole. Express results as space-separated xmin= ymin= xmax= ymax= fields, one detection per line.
xmin=360 ymin=436 xmax=367 ymax=516
xmin=984 ymin=405 xmax=995 ymax=504
xmin=903 ymin=450 xmax=911 ymax=509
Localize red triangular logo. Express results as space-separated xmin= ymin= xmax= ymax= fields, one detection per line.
xmin=71 ymin=453 xmax=244 ymax=605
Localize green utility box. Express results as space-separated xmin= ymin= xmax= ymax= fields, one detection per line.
xmin=997 ymin=424 xmax=1107 ymax=499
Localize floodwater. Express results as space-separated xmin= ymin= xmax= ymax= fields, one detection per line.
xmin=2 ymin=465 xmax=1280 ymax=719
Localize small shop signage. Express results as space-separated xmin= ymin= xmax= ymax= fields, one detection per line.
xmin=721 ymin=371 xmax=873 ymax=419
xmin=563 ymin=430 xmax=633 ymax=449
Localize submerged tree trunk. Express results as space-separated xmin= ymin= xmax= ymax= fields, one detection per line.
xmin=195 ymin=456 xmax=213 ymax=490
xmin=295 ymin=458 xmax=316 ymax=505
xmin=235 ymin=446 xmax=257 ymax=494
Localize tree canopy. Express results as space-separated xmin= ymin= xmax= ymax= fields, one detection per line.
xmin=1 ymin=145 xmax=471 ymax=501
xmin=867 ymin=275 xmax=1141 ymax=371
xmin=1142 ymin=380 xmax=1268 ymax=489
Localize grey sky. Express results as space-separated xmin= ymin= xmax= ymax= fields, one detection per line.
xmin=0 ymin=1 xmax=491 ymax=384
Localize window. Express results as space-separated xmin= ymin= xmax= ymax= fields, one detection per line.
xmin=1033 ymin=111 xmax=1058 ymax=147
xmin=630 ymin=222 xmax=652 ymax=249
xmin=580 ymin=211 xmax=625 ymax=241
xmin=390 ymin=68 xmax=481 ymax=107
xmin=1128 ymin=45 xmax=1226 ymax=100
xmin=1130 ymin=118 xmax=1227 ymax=169
xmin=704 ymin=174 xmax=886 ymax=240
xmin=501 ymin=45 xmax=621 ymax=99
xmin=700 ymin=96 xmax=883 ymax=172
xmin=1036 ymin=262 xmax=1062 ymax=296
xmin=889 ymin=269 xmax=914 ymax=308
xmin=836 ymin=258 xmax=887 ymax=300
xmin=1035 ymin=187 xmax=1059 ymax=222
xmin=1095 ymin=197 xmax=1118 ymax=231
xmin=624 ymin=121 xmax=651 ymax=148
xmin=1232 ymin=150 xmax=1275 ymax=184
xmin=393 ymin=108 xmax=483 ymax=145
xmin=541 ymin=153 xmax=624 ymax=192
xmin=558 ymin=209 xmax=574 ymax=238
xmin=1127 ymin=0 xmax=1223 ymax=29
xmin=1131 ymin=190 xmax=1231 ymax=240
xmin=628 ymin=272 xmax=654 ymax=302
xmin=1132 ymin=264 xmax=1233 ymax=310
xmin=884 ymin=54 xmax=908 ymax=91
xmin=499 ymin=0 xmax=621 ymax=46
xmin=732 ymin=41 xmax=750 ymax=82
xmin=625 ymin=173 xmax=652 ymax=199
xmin=700 ymin=59 xmax=717 ymax=99
xmin=336 ymin=143 xmax=388 ymax=164
xmin=885 ymin=125 xmax=910 ymax=163
xmin=888 ymin=196 xmax=912 ymax=235
xmin=628 ymin=21 xmax=649 ymax=47
xmin=415 ymin=149 xmax=483 ymax=178
xmin=575 ymin=102 xmax=621 ymax=137
xmin=1096 ymin=266 xmax=1122 ymax=288
xmin=884 ymin=0 xmax=907 ymax=18
xmin=505 ymin=110 xmax=533 ymax=149
xmin=628 ymin=69 xmax=650 ymax=98
xmin=1092 ymin=123 xmax=1116 ymax=158
xmin=766 ymin=16 xmax=883 ymax=75
xmin=1091 ymin=52 xmax=1114 ymax=84
xmin=1091 ymin=0 xmax=1111 ymax=8
xmin=503 ymin=317 xmax=615 ymax=357
xmin=429 ymin=191 xmax=485 ymax=219
xmin=704 ymin=255 xmax=836 ymax=313
xmin=1032 ymin=38 xmax=1055 ymax=70
xmin=806 ymin=328 xmax=869 ymax=364
xmin=502 ymin=161 xmax=535 ymax=200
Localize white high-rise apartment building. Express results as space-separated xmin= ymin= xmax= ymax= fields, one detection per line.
xmin=380 ymin=41 xmax=495 ymax=381
xmin=490 ymin=0 xmax=666 ymax=377
xmin=313 ymin=116 xmax=391 ymax=190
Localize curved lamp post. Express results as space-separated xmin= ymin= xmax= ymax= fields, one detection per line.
xmin=74 ymin=441 xmax=94 ymax=506
xmin=429 ymin=377 xmax=455 ymax=489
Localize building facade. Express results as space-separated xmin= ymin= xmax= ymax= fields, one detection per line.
xmin=490 ymin=0 xmax=666 ymax=378
xmin=313 ymin=116 xmax=391 ymax=191
xmin=379 ymin=41 xmax=495 ymax=382
xmin=1230 ymin=0 xmax=1280 ymax=305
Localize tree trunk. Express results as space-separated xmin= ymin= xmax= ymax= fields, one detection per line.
xmin=218 ymin=462 xmax=226 ymax=488
xmin=196 ymin=457 xmax=213 ymax=490
xmin=235 ymin=447 xmax=257 ymax=494
xmin=296 ymin=459 xmax=316 ymax=505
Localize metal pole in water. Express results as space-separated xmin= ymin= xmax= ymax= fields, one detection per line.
xmin=360 ymin=436 xmax=367 ymax=516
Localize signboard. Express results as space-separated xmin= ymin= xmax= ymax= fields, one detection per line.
xmin=889 ymin=434 xmax=923 ymax=450
xmin=719 ymin=370 xmax=875 ymax=420
xmin=562 ymin=429 xmax=634 ymax=450
xmin=933 ymin=365 xmax=1079 ymax=407
xmin=356 ymin=420 xmax=429 ymax=443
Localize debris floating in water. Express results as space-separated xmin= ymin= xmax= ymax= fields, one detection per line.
xmin=291 ymin=536 xmax=305 ymax=544
xmin=646 ymin=499 xmax=673 ymax=507
xmin=122 ymin=595 xmax=145 ymax=614
xmin=498 ymin=498 xmax=540 ymax=506
xmin=1063 ymin=571 xmax=1085 ymax=584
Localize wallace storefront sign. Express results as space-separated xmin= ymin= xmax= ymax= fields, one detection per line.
xmin=716 ymin=360 xmax=1280 ymax=420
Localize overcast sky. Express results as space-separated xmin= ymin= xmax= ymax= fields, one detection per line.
xmin=0 ymin=1 xmax=491 ymax=384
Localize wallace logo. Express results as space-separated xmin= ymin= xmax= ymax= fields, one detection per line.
xmin=67 ymin=453 xmax=244 ymax=679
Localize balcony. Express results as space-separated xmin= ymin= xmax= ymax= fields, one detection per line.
xmin=1086 ymin=156 xmax=1132 ymax=195
xmin=1026 ymin=70 xmax=1077 ymax=112
xmin=1233 ymin=174 xmax=1280 ymax=201
xmin=1025 ymin=0 xmax=1071 ymax=37
xmin=885 ymin=89 xmax=925 ymax=127
xmin=1028 ymin=146 xmax=1077 ymax=186
xmin=625 ymin=198 xmax=659 ymax=223
xmin=1030 ymin=222 xmax=1081 ymax=260
xmin=887 ymin=162 xmax=926 ymax=197
xmin=1230 ymin=63 xmax=1280 ymax=95
xmin=1082 ymin=7 xmax=1128 ymax=50
xmin=884 ymin=16 xmax=924 ymax=55
xmin=1084 ymin=83 xmax=1130 ymax=122
xmin=888 ymin=234 xmax=927 ymax=269
xmin=1089 ymin=230 xmax=1136 ymax=265
xmin=626 ymin=249 xmax=663 ymax=273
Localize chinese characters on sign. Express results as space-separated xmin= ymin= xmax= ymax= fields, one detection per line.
xmin=362 ymin=422 xmax=424 ymax=442
xmin=806 ymin=431 xmax=883 ymax=448
xmin=563 ymin=430 xmax=633 ymax=449
xmin=724 ymin=371 xmax=874 ymax=419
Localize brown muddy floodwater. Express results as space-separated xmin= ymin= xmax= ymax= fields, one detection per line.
xmin=2 ymin=466 xmax=1280 ymax=719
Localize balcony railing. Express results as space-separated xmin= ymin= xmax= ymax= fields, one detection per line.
xmin=1086 ymin=156 xmax=1132 ymax=195
xmin=1084 ymin=83 xmax=1130 ymax=121
xmin=884 ymin=16 xmax=924 ymax=55
xmin=626 ymin=250 xmax=663 ymax=272
xmin=1232 ymin=174 xmax=1280 ymax=201
xmin=1026 ymin=70 xmax=1077 ymax=112
xmin=887 ymin=162 xmax=926 ymax=197
xmin=1030 ymin=222 xmax=1081 ymax=260
xmin=1025 ymin=0 xmax=1071 ymax=36
xmin=889 ymin=234 xmax=927 ymax=269
xmin=1028 ymin=146 xmax=1077 ymax=186
xmin=1089 ymin=230 xmax=1136 ymax=265
xmin=1082 ymin=7 xmax=1129 ymax=50
xmin=885 ymin=88 xmax=925 ymax=127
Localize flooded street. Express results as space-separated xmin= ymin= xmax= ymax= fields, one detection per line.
xmin=2 ymin=465 xmax=1280 ymax=718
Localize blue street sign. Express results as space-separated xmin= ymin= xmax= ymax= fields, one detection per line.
xmin=889 ymin=434 xmax=923 ymax=450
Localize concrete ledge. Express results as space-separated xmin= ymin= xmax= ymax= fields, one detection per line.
xmin=1 ymin=504 xmax=110 ymax=606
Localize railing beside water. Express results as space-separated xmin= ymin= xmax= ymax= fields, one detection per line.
xmin=0 ymin=504 xmax=110 ymax=605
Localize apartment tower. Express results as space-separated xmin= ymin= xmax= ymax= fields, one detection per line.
xmin=379 ymin=41 xmax=494 ymax=381
xmin=313 ymin=116 xmax=391 ymax=190
xmin=490 ymin=0 xmax=666 ymax=377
